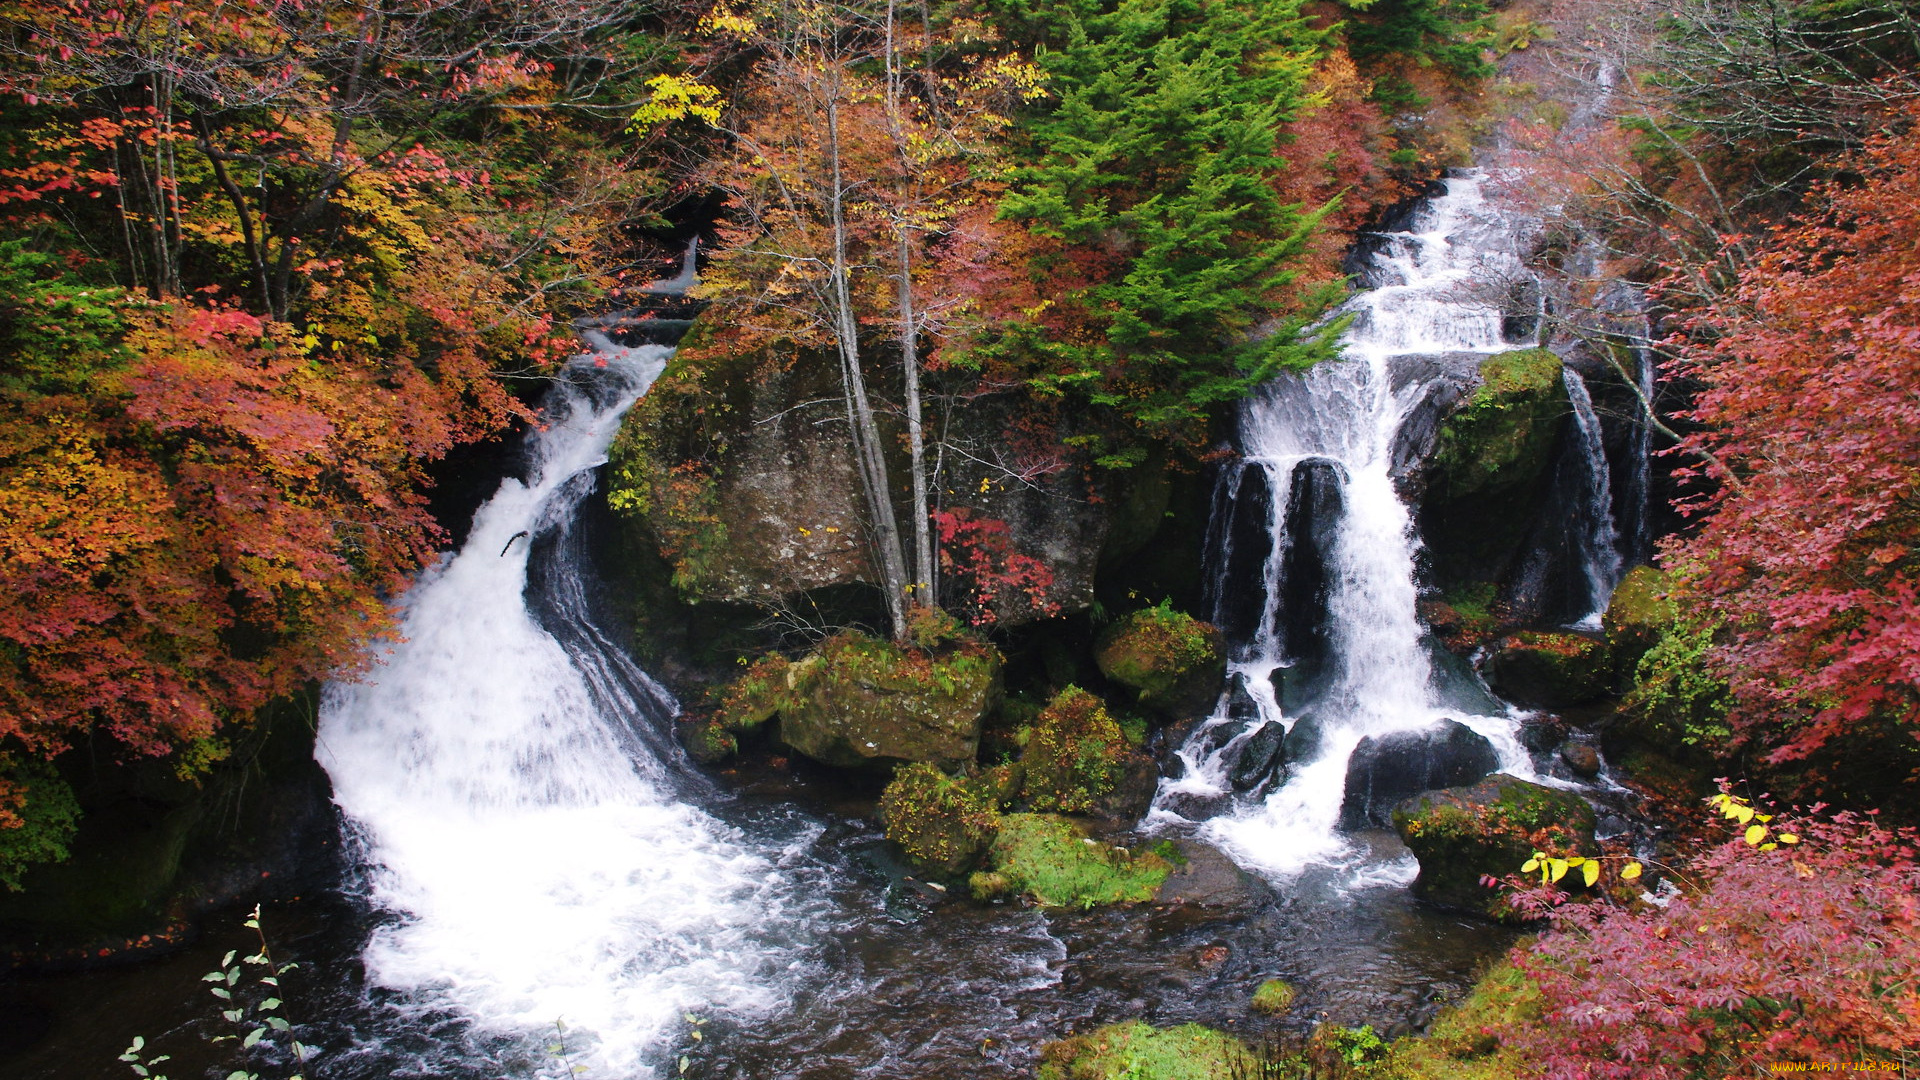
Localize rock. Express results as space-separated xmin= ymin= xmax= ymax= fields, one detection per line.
xmin=878 ymin=763 xmax=1004 ymax=878
xmin=1227 ymin=720 xmax=1288 ymax=791
xmin=1559 ymin=741 xmax=1603 ymax=778
xmin=1340 ymin=719 xmax=1500 ymax=829
xmin=1392 ymin=774 xmax=1598 ymax=919
xmin=1603 ymin=564 xmax=1676 ymax=670
xmin=1284 ymin=715 xmax=1325 ymax=763
xmin=982 ymin=815 xmax=1172 ymax=908
xmin=1251 ymin=979 xmax=1297 ymax=1017
xmin=1482 ymin=631 xmax=1613 ymax=709
xmin=1093 ymin=754 xmax=1162 ymax=824
xmin=1154 ymin=839 xmax=1260 ymax=908
xmin=1094 ymin=604 xmax=1227 ymax=719
xmin=1020 ymin=687 xmax=1130 ymax=813
xmin=679 ymin=718 xmax=737 ymax=765
xmin=1516 ymin=713 xmax=1568 ymax=753
xmin=777 ymin=632 xmax=1001 ymax=770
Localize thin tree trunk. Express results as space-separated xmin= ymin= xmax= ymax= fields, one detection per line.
xmin=825 ymin=87 xmax=911 ymax=641
xmin=886 ymin=1 xmax=935 ymax=609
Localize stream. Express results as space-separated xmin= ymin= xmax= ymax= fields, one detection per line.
xmin=1 ymin=165 xmax=1644 ymax=1080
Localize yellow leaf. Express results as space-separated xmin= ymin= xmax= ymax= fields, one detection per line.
xmin=1779 ymin=834 xmax=1800 ymax=845
xmin=1549 ymin=859 xmax=1569 ymax=883
xmin=1620 ymin=861 xmax=1643 ymax=880
xmin=1581 ymin=861 xmax=1600 ymax=887
xmin=1744 ymin=824 xmax=1768 ymax=845
xmin=1731 ymin=805 xmax=1756 ymax=825
xmin=1521 ymin=859 xmax=1539 ymax=874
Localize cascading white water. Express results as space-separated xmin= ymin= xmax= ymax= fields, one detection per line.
xmin=1151 ymin=171 xmax=1534 ymax=879
xmin=1562 ymin=366 xmax=1625 ymax=628
xmin=317 ymin=334 xmax=811 ymax=1077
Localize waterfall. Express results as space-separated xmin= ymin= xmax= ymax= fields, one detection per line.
xmin=317 ymin=334 xmax=810 ymax=1077
xmin=1562 ymin=366 xmax=1625 ymax=628
xmin=1152 ymin=171 xmax=1532 ymax=879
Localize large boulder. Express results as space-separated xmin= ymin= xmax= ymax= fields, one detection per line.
xmin=878 ymin=763 xmax=1006 ymax=878
xmin=1603 ymin=564 xmax=1676 ymax=672
xmin=1392 ymin=774 xmax=1598 ymax=919
xmin=1226 ymin=720 xmax=1288 ymax=791
xmin=1093 ymin=604 xmax=1226 ymax=719
xmin=776 ymin=632 xmax=1001 ymax=769
xmin=1340 ymin=719 xmax=1500 ymax=829
xmin=1482 ymin=630 xmax=1613 ymax=709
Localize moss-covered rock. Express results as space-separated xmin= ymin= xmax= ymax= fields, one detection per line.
xmin=1039 ymin=1022 xmax=1255 ymax=1080
xmin=977 ymin=814 xmax=1171 ymax=909
xmin=1392 ymin=774 xmax=1597 ymax=919
xmin=1603 ymin=564 xmax=1676 ymax=671
xmin=775 ymin=632 xmax=1001 ymax=769
xmin=878 ymin=763 xmax=1004 ymax=877
xmin=1251 ymin=978 xmax=1296 ymax=1017
xmin=1020 ymin=687 xmax=1130 ymax=813
xmin=1481 ymin=630 xmax=1612 ymax=709
xmin=678 ymin=718 xmax=738 ymax=765
xmin=1093 ymin=603 xmax=1225 ymax=718
xmin=1427 ymin=349 xmax=1567 ymax=501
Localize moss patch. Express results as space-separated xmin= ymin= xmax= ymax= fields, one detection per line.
xmin=1252 ymin=978 xmax=1297 ymax=1017
xmin=1603 ymin=564 xmax=1677 ymax=672
xmin=1093 ymin=601 xmax=1225 ymax=717
xmin=1428 ymin=348 xmax=1567 ymax=502
xmin=981 ymin=814 xmax=1171 ymax=909
xmin=1038 ymin=1022 xmax=1255 ymax=1080
xmin=1387 ymin=959 xmax=1541 ymax=1080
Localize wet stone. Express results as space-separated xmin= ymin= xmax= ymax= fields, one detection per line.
xmin=1228 ymin=721 xmax=1289 ymax=792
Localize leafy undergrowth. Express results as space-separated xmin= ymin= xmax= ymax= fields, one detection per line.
xmin=974 ymin=814 xmax=1170 ymax=909
xmin=1384 ymin=960 xmax=1539 ymax=1080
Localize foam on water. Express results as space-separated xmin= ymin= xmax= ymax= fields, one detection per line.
xmin=318 ymin=334 xmax=810 ymax=1077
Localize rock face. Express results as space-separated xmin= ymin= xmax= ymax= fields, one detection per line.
xmin=1392 ymin=774 xmax=1598 ymax=918
xmin=1482 ymin=631 xmax=1613 ymax=709
xmin=1340 ymin=719 xmax=1500 ymax=829
xmin=1603 ymin=564 xmax=1676 ymax=670
xmin=605 ymin=330 xmax=1170 ymax=626
xmin=775 ymin=633 xmax=1002 ymax=770
xmin=1093 ymin=604 xmax=1226 ymax=719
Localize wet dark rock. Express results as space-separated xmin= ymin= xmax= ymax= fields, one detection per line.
xmin=1559 ymin=741 xmax=1602 ymax=779
xmin=1516 ymin=713 xmax=1568 ymax=753
xmin=1284 ymin=715 xmax=1325 ymax=764
xmin=1482 ymin=631 xmax=1612 ymax=709
xmin=1340 ymin=719 xmax=1500 ymax=829
xmin=1223 ymin=673 xmax=1262 ymax=721
xmin=1392 ymin=774 xmax=1598 ymax=919
xmin=1093 ymin=754 xmax=1163 ymax=824
xmin=1227 ymin=721 xmax=1288 ymax=792
xmin=1154 ymin=841 xmax=1261 ymax=908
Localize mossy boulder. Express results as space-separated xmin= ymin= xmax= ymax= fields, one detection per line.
xmin=972 ymin=814 xmax=1171 ymax=909
xmin=1093 ymin=603 xmax=1225 ymax=718
xmin=1251 ymin=978 xmax=1297 ymax=1017
xmin=1039 ymin=1022 xmax=1255 ymax=1080
xmin=878 ymin=763 xmax=1005 ymax=877
xmin=1481 ymin=631 xmax=1612 ymax=709
xmin=1019 ymin=687 xmax=1131 ymax=813
xmin=1392 ymin=774 xmax=1597 ymax=919
xmin=1427 ymin=349 xmax=1568 ymax=502
xmin=775 ymin=632 xmax=1002 ymax=769
xmin=1603 ymin=565 xmax=1676 ymax=670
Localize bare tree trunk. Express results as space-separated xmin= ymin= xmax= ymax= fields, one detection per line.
xmin=825 ymin=85 xmax=911 ymax=641
xmin=884 ymin=1 xmax=936 ymax=609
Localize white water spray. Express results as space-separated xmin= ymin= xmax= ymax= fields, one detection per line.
xmin=318 ymin=335 xmax=809 ymax=1077
xmin=1562 ymin=366 xmax=1625 ymax=628
xmin=1152 ymin=172 xmax=1535 ymax=878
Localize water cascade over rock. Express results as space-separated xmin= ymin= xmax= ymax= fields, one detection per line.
xmin=1152 ymin=171 xmax=1540 ymax=879
xmin=317 ymin=335 xmax=815 ymax=1076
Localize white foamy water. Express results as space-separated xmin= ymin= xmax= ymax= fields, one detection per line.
xmin=318 ymin=335 xmax=809 ymax=1077
xmin=1153 ymin=172 xmax=1538 ymax=878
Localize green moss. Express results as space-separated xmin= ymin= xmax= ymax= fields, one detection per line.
xmin=712 ymin=653 xmax=798 ymax=734
xmin=984 ymin=814 xmax=1171 ymax=909
xmin=1252 ymin=978 xmax=1296 ymax=1017
xmin=1021 ymin=687 xmax=1128 ymax=813
xmin=1387 ymin=960 xmax=1541 ymax=1079
xmin=1038 ymin=1022 xmax=1255 ymax=1080
xmin=1393 ymin=775 xmax=1596 ymax=919
xmin=0 ymin=760 xmax=81 ymax=891
xmin=1093 ymin=601 xmax=1224 ymax=715
xmin=1429 ymin=348 xmax=1568 ymax=501
xmin=878 ymin=763 xmax=1004 ymax=877
xmin=777 ymin=631 xmax=1002 ymax=768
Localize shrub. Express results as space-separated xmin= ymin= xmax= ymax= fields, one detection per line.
xmin=878 ymin=763 xmax=1003 ymax=876
xmin=1502 ymin=798 xmax=1920 ymax=1078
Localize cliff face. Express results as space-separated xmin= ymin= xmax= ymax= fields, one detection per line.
xmin=604 ymin=329 xmax=1179 ymax=635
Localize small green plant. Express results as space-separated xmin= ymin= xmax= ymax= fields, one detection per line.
xmin=121 ymin=905 xmax=313 ymax=1080
xmin=1326 ymin=1025 xmax=1385 ymax=1068
xmin=543 ymin=1018 xmax=587 ymax=1078
xmin=1251 ymin=979 xmax=1296 ymax=1017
